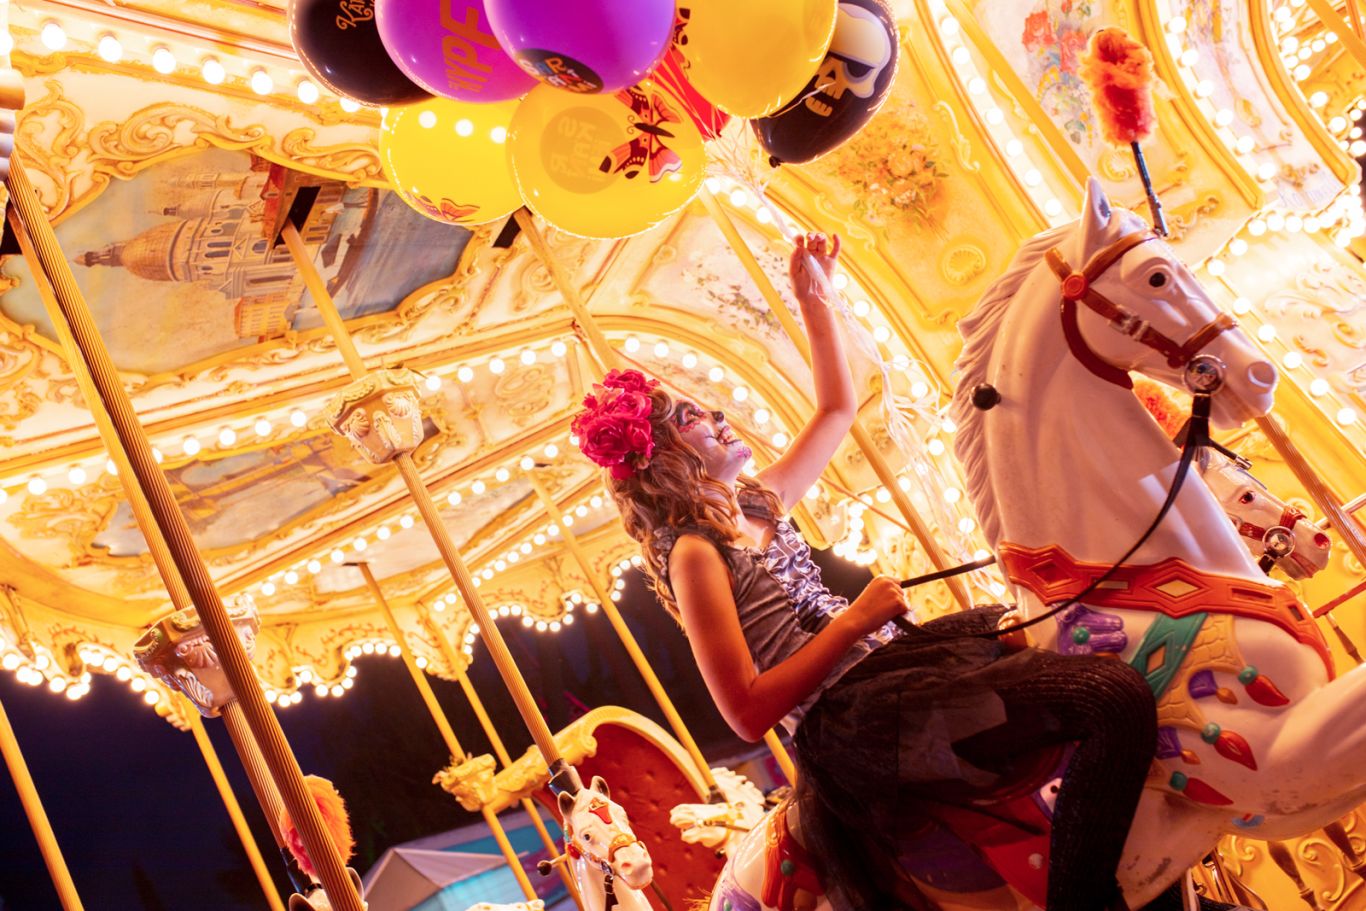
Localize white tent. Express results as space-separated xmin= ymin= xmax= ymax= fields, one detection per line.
xmin=362 ymin=847 xmax=506 ymax=911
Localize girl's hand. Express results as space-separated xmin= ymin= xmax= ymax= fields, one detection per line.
xmin=844 ymin=575 xmax=908 ymax=637
xmin=789 ymin=232 xmax=842 ymax=306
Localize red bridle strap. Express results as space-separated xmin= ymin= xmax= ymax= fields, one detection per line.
xmin=1045 ymin=232 xmax=1238 ymax=389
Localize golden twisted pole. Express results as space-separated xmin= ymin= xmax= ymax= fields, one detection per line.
xmin=8 ymin=206 xmax=316 ymax=908
xmin=525 ymin=472 xmax=719 ymax=792
xmin=698 ymin=190 xmax=973 ymax=612
xmin=5 ymin=157 xmax=365 ymax=911
xmin=420 ymin=609 xmax=583 ymax=908
xmin=357 ymin=564 xmax=539 ymax=901
xmin=280 ymin=224 xmax=570 ymax=786
xmin=0 ymin=694 xmax=85 ymax=910
xmin=187 ymin=713 xmax=287 ymax=911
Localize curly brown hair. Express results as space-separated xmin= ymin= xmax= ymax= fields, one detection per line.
xmin=600 ymin=384 xmax=783 ymax=622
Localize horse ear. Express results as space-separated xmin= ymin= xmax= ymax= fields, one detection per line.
xmin=558 ymin=790 xmax=576 ymax=819
xmin=1079 ymin=176 xmax=1113 ymax=252
xmin=591 ymin=775 xmax=610 ymax=798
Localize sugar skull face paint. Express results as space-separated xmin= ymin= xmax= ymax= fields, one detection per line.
xmin=674 ymin=401 xmax=751 ymax=484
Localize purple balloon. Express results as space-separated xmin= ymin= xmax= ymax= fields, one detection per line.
xmin=486 ymin=0 xmax=675 ymax=94
xmin=376 ymin=0 xmax=537 ymax=102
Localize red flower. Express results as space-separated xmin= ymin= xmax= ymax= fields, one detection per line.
xmin=1022 ymin=10 xmax=1055 ymax=50
xmin=572 ymin=370 xmax=661 ymax=478
xmin=602 ymin=369 xmax=658 ymax=396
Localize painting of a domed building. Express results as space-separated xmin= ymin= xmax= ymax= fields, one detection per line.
xmin=0 ymin=147 xmax=470 ymax=375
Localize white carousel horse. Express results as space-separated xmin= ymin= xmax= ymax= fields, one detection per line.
xmin=1195 ymin=446 xmax=1331 ymax=581
xmin=942 ymin=177 xmax=1364 ymax=906
xmin=670 ymin=766 xmax=768 ymax=856
xmin=557 ymin=776 xmax=654 ymax=911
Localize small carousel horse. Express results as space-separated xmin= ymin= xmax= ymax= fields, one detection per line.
xmin=946 ymin=178 xmax=1364 ymax=906
xmin=555 ymin=776 xmax=654 ymax=911
xmin=1195 ymin=446 xmax=1331 ymax=580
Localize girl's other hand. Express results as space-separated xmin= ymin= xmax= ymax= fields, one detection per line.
xmin=844 ymin=575 xmax=908 ymax=637
xmin=789 ymin=232 xmax=842 ymax=306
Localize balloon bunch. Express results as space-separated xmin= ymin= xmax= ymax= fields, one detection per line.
xmin=288 ymin=0 xmax=899 ymax=239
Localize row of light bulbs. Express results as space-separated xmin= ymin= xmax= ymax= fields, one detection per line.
xmin=18 ymin=16 xmax=358 ymax=110
xmin=929 ymin=3 xmax=1073 ymax=226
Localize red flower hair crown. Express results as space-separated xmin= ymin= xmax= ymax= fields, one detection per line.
xmin=572 ymin=369 xmax=660 ymax=479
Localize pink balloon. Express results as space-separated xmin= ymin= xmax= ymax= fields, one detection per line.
xmin=487 ymin=0 xmax=674 ymax=94
xmin=376 ymin=0 xmax=537 ymax=102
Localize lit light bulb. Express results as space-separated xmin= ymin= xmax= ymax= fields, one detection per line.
xmin=40 ymin=21 xmax=67 ymax=51
xmin=254 ymin=418 xmax=271 ymax=437
xmin=519 ymin=348 xmax=536 ymax=365
xmin=624 ymin=336 xmax=641 ymax=353
xmin=97 ymin=34 xmax=123 ymax=63
xmin=250 ymin=69 xmax=274 ymax=95
xmin=26 ymin=476 xmax=46 ymax=495
xmin=201 ymin=58 xmax=226 ymax=85
xmin=68 ymin=466 xmax=87 ymax=485
xmin=219 ymin=427 xmax=237 ymax=446
xmin=488 ymin=357 xmax=505 ymax=375
xmin=152 ymin=47 xmax=176 ymax=74
xmin=297 ymin=80 xmax=320 ymax=104
xmin=425 ymin=374 xmax=443 ymax=391
xmin=551 ymin=340 xmax=568 ymax=358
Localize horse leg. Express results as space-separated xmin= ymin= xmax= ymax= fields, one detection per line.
xmin=1252 ymin=662 xmax=1366 ymax=820
xmin=1116 ymin=795 xmax=1229 ymax=908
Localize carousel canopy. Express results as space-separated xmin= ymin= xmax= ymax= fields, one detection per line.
xmin=0 ymin=0 xmax=1364 ymax=906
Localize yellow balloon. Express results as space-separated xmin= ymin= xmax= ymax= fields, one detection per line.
xmin=508 ymin=80 xmax=705 ymax=239
xmin=679 ymin=0 xmax=837 ymax=118
xmin=380 ymin=97 xmax=522 ymax=227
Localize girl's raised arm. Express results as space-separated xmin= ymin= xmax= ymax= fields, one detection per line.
xmin=757 ymin=233 xmax=857 ymax=512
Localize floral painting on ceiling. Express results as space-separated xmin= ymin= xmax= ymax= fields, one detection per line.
xmin=0 ymin=147 xmax=472 ymax=376
xmin=1019 ymin=0 xmax=1099 ymax=146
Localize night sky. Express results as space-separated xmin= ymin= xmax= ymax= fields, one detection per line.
xmin=0 ymin=551 xmax=873 ymax=910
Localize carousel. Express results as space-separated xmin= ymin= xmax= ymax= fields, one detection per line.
xmin=0 ymin=0 xmax=1363 ymax=908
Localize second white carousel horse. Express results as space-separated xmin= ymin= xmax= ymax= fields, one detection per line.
xmin=557 ymin=776 xmax=654 ymax=911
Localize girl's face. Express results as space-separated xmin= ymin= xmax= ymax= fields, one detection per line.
xmin=674 ymin=401 xmax=751 ymax=485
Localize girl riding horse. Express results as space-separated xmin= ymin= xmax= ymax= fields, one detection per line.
xmin=573 ymin=232 xmax=1157 ymax=910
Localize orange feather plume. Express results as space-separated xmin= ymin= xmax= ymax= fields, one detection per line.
xmin=278 ymin=776 xmax=355 ymax=880
xmin=1082 ymin=27 xmax=1157 ymax=145
xmin=1133 ymin=378 xmax=1188 ymax=438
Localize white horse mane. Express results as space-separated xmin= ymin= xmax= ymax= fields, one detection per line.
xmin=951 ymin=223 xmax=1073 ymax=547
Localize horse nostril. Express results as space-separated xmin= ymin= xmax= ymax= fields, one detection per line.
xmin=1247 ymin=360 xmax=1277 ymax=389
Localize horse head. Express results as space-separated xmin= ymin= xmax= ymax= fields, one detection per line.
xmin=1197 ymin=447 xmax=1332 ymax=579
xmin=558 ymin=776 xmax=653 ymax=892
xmin=1059 ymin=178 xmax=1276 ymax=427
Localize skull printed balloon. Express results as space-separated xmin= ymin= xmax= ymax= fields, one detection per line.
xmin=751 ymin=0 xmax=898 ymax=165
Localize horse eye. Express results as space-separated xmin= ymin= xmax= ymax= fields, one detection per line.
xmin=1239 ymin=491 xmax=1256 ymax=504
xmin=1148 ymin=271 xmax=1168 ymax=288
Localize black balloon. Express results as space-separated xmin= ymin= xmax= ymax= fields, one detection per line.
xmin=752 ymin=0 xmax=898 ymax=165
xmin=288 ymin=0 xmax=429 ymax=107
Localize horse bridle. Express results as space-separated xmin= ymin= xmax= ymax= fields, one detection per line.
xmin=1044 ymin=231 xmax=1237 ymax=389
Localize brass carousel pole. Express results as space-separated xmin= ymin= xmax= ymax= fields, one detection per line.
xmin=419 ymin=609 xmax=583 ymax=907
xmin=524 ymin=472 xmax=720 ymax=793
xmin=697 ymin=190 xmax=974 ymax=613
xmin=0 ymin=694 xmax=85 ymax=910
xmin=280 ymin=224 xmax=571 ymax=790
xmin=4 ymin=157 xmax=366 ymax=911
xmin=356 ymin=564 xmax=539 ymax=902
xmin=187 ymin=711 xmax=287 ymax=911
xmin=7 ymin=207 xmax=310 ymax=909
xmin=512 ymin=208 xmax=800 ymax=782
